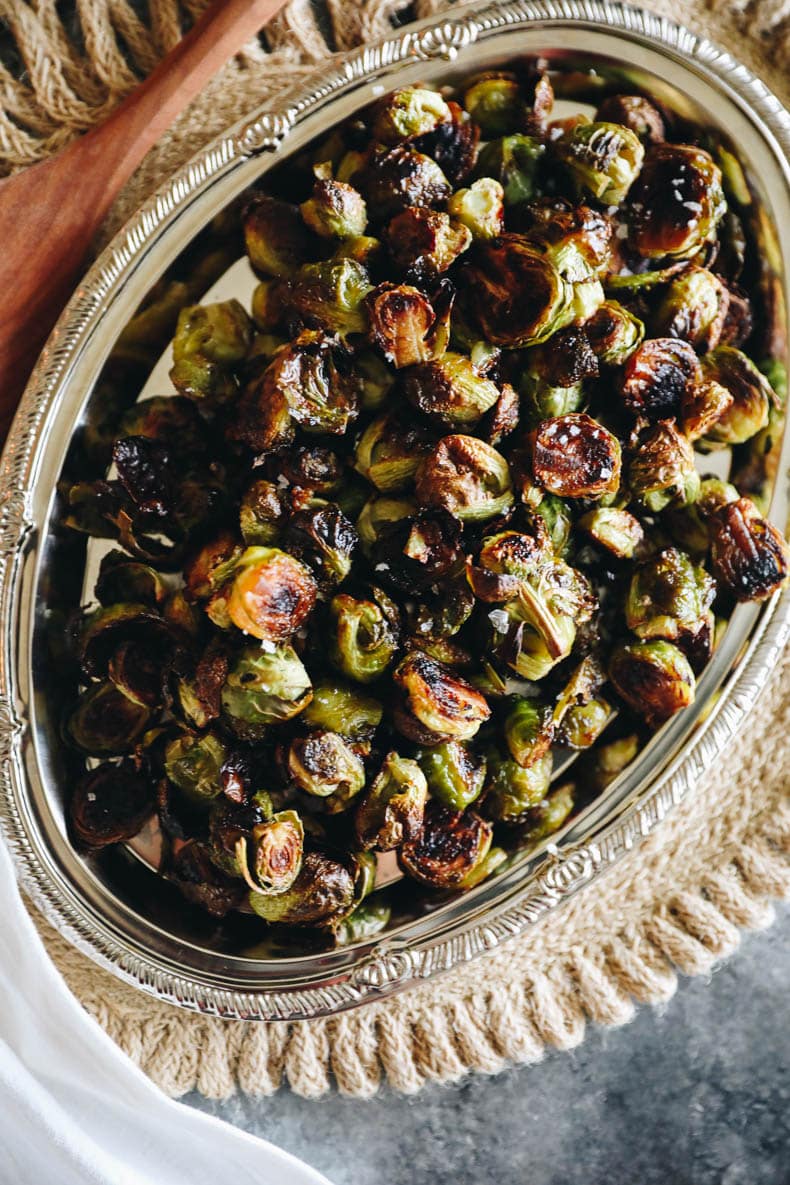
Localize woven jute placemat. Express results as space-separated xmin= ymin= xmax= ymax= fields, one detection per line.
xmin=6 ymin=0 xmax=790 ymax=1100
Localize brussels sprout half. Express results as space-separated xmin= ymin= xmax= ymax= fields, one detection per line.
xmin=355 ymin=751 xmax=428 ymax=851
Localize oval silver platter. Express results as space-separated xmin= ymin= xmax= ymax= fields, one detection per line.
xmin=1 ymin=0 xmax=789 ymax=1021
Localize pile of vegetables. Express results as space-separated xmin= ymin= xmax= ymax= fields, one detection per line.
xmin=62 ymin=68 xmax=789 ymax=946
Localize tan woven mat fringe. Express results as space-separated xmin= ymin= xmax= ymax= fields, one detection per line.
xmin=6 ymin=0 xmax=789 ymax=1099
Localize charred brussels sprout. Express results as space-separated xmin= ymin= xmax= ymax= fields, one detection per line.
xmin=221 ymin=644 xmax=312 ymax=739
xmin=95 ymin=551 xmax=167 ymax=607
xmin=586 ymin=300 xmax=644 ymax=366
xmin=248 ymin=851 xmax=355 ymax=927
xmin=503 ymin=698 xmax=554 ymax=768
xmin=355 ymin=751 xmax=427 ymax=850
xmin=232 ymin=330 xmax=360 ymax=452
xmin=416 ymin=435 xmax=513 ymax=522
xmin=518 ymin=782 xmax=575 ymax=846
xmin=288 ymin=259 xmax=372 ymax=336
xmin=557 ymin=698 xmax=612 ymax=749
xmin=283 ymin=504 xmax=358 ymax=590
xmin=531 ymin=414 xmax=621 ymax=500
xmin=356 ymin=495 xmax=416 ymax=551
xmin=473 ymin=135 xmax=545 ymax=207
xmin=621 ymin=338 xmax=700 ymax=421
xmin=170 ymin=299 xmax=251 ymax=404
xmin=233 ymin=811 xmax=304 ymax=895
xmin=652 ymin=266 xmax=729 ymax=351
xmin=244 ymin=194 xmax=315 ymax=278
xmin=393 ymin=651 xmax=491 ymax=744
xmin=354 ymin=412 xmax=433 ymax=492
xmin=629 ymin=144 xmax=726 ymax=260
xmin=484 ymin=749 xmax=553 ymax=823
xmin=239 ymin=480 xmax=285 ymax=546
xmin=66 ymin=681 xmax=151 ymax=755
xmin=680 ymin=377 xmax=734 ymax=443
xmin=609 ymin=638 xmax=696 ymax=726
xmin=329 ymin=588 xmax=400 ymax=683
xmin=664 ymin=476 xmax=738 ymax=555
xmin=371 ymin=508 xmax=463 ymax=594
xmin=628 ymin=421 xmax=700 ymax=512
xmin=288 ymin=730 xmax=366 ymax=802
xmin=586 ymin=734 xmax=639 ymax=792
xmin=372 ymin=86 xmax=451 ymax=145
xmin=577 ymin=506 xmax=644 ymax=559
xmin=184 ymin=532 xmax=242 ymax=601
xmin=225 ymin=546 xmax=316 ymax=643
xmin=447 ymin=178 xmax=505 ymax=240
xmin=709 ymin=498 xmax=789 ymax=601
xmin=399 ymin=801 xmax=493 ymax=888
xmin=412 ymin=581 xmax=475 ymax=640
xmin=698 ymin=347 xmax=772 ymax=447
xmin=557 ymin=121 xmax=644 ymax=205
xmin=300 ymin=177 xmax=367 ymax=239
xmin=462 ymin=73 xmax=525 ymax=136
xmin=626 ymin=548 xmax=715 ymax=641
xmin=462 ymin=235 xmax=577 ymax=348
xmin=384 ymin=207 xmax=471 ymax=277
xmin=358 ymin=146 xmax=451 ymax=220
xmin=70 ymin=762 xmax=153 ymax=848
xmin=403 ymin=353 xmax=501 ymax=429
xmin=367 ymin=281 xmax=451 ymax=368
xmin=519 ymin=325 xmax=598 ymax=423
xmin=333 ymin=896 xmax=392 ymax=945
xmin=416 ymin=741 xmax=486 ymax=810
xmin=595 ymin=94 xmax=665 ymax=143
xmin=165 ymin=731 xmax=227 ymax=801
xmin=302 ymin=682 xmax=383 ymax=739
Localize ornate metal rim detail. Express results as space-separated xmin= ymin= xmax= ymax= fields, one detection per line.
xmin=0 ymin=0 xmax=788 ymax=1021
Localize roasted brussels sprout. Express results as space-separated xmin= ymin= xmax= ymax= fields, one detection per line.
xmin=519 ymin=325 xmax=598 ymax=424
xmin=585 ymin=733 xmax=640 ymax=791
xmin=70 ymin=761 xmax=154 ymax=848
xmin=415 ymin=740 xmax=486 ymax=810
xmin=384 ymin=206 xmax=471 ymax=278
xmin=503 ymin=697 xmax=554 ymax=768
xmin=473 ymin=135 xmax=545 ymax=207
xmin=652 ymin=266 xmax=729 ymax=351
xmin=466 ymin=526 xmax=552 ymax=602
xmin=585 ymin=300 xmax=644 ymax=366
xmin=169 ymin=300 xmax=251 ymax=403
xmin=709 ymin=497 xmax=789 ymax=601
xmin=232 ymin=330 xmax=360 ymax=452
xmin=557 ymin=697 xmax=612 ymax=749
xmin=302 ymin=681 xmax=383 ymax=739
xmin=557 ymin=121 xmax=644 ymax=205
xmin=283 ymin=504 xmax=358 ymax=590
xmin=333 ymin=896 xmax=392 ymax=945
xmin=356 ymin=494 xmax=417 ymax=551
xmin=664 ymin=475 xmax=739 ymax=554
xmin=288 ymin=730 xmax=366 ymax=803
xmin=628 ymin=421 xmax=700 ymax=512
xmin=412 ymin=580 xmax=475 ymax=641
xmin=221 ymin=644 xmax=312 ymax=739
xmin=621 ymin=338 xmax=700 ymax=421
xmin=626 ymin=548 xmax=715 ymax=641
xmin=595 ymin=94 xmax=665 ymax=143
xmin=577 ymin=506 xmax=644 ymax=559
xmin=462 ymin=72 xmax=525 ymax=137
xmin=399 ymin=801 xmax=493 ymax=887
xmin=403 ymin=353 xmax=501 ymax=429
xmin=229 ymin=810 xmax=304 ymax=895
xmin=355 ymin=751 xmax=427 ymax=850
xmin=358 ymin=146 xmax=451 ymax=220
xmin=244 ymin=194 xmax=315 ymax=278
xmin=416 ymin=435 xmax=513 ymax=522
xmin=484 ymin=749 xmax=553 ymax=823
xmin=372 ymin=507 xmax=463 ymax=594
xmin=66 ymin=679 xmax=151 ymax=756
xmin=372 ymin=86 xmax=451 ymax=145
xmin=366 ymin=281 xmax=451 ymax=368
xmin=698 ymin=346 xmax=772 ymax=447
xmin=629 ymin=144 xmax=726 ymax=260
xmin=447 ymin=178 xmax=505 ymax=240
xmin=164 ymin=731 xmax=227 ymax=801
xmin=461 ymin=235 xmax=580 ymax=348
xmin=239 ymin=480 xmax=285 ymax=546
xmin=609 ymin=638 xmax=696 ymax=725
xmin=95 ymin=551 xmax=167 ymax=608
xmin=531 ymin=414 xmax=621 ymax=500
xmin=354 ymin=411 xmax=433 ymax=492
xmin=119 ymin=395 xmax=207 ymax=455
xmin=300 ymin=177 xmax=367 ymax=240
xmin=329 ymin=588 xmax=400 ymax=682
xmin=518 ymin=781 xmax=575 ymax=846
xmin=224 ymin=546 xmax=317 ymax=643
xmin=249 ymin=851 xmax=355 ymax=926
xmin=288 ymin=258 xmax=373 ymax=337
xmin=393 ymin=651 xmax=491 ymax=744
xmin=680 ymin=377 xmax=734 ymax=443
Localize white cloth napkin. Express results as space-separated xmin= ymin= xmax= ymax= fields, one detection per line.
xmin=0 ymin=838 xmax=332 ymax=1185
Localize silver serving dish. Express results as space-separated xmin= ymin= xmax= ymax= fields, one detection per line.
xmin=1 ymin=0 xmax=789 ymax=1021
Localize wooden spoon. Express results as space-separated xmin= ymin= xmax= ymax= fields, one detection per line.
xmin=0 ymin=0 xmax=286 ymax=441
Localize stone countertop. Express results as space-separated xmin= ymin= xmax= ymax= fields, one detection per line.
xmin=186 ymin=903 xmax=790 ymax=1185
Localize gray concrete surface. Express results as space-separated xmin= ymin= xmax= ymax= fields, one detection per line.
xmin=186 ymin=903 xmax=790 ymax=1185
